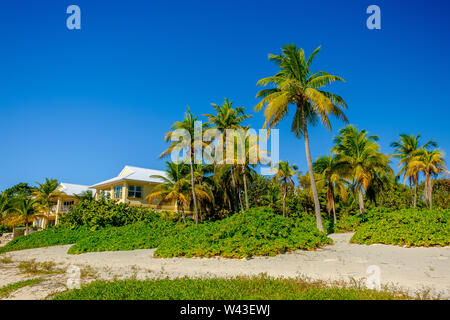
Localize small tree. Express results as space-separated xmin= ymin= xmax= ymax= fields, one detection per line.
xmin=14 ymin=198 xmax=38 ymax=235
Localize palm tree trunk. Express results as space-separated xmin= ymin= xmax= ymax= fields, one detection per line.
xmin=282 ymin=184 xmax=287 ymax=217
xmin=189 ymin=153 xmax=199 ymax=226
xmin=332 ymin=200 xmax=337 ymax=224
xmin=358 ymin=188 xmax=365 ymax=214
xmin=230 ymin=166 xmax=240 ymax=212
xmin=25 ymin=221 xmax=29 ymax=235
xmin=413 ymin=182 xmax=418 ymax=208
xmin=242 ymin=166 xmax=249 ymax=210
xmin=426 ymin=174 xmax=433 ymax=210
xmin=301 ymin=106 xmax=324 ymax=232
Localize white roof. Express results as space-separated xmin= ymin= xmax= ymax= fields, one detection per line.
xmin=90 ymin=165 xmax=167 ymax=188
xmin=59 ymin=183 xmax=96 ymax=196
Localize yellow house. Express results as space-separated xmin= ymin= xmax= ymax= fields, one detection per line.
xmin=33 ymin=183 xmax=96 ymax=229
xmin=90 ymin=165 xmax=176 ymax=211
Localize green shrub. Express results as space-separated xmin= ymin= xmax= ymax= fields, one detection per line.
xmin=52 ymin=276 xmax=410 ymax=300
xmin=68 ymin=220 xmax=181 ymax=254
xmin=0 ymin=226 xmax=91 ymax=254
xmin=334 ymin=214 xmax=368 ymax=233
xmin=59 ymin=199 xmax=163 ymax=230
xmin=155 ymin=207 xmax=332 ymax=258
xmin=351 ymin=208 xmax=450 ymax=247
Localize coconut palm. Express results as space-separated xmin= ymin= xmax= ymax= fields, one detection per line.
xmin=33 ymin=178 xmax=62 ymax=222
xmin=147 ymin=161 xmax=191 ymax=223
xmin=273 ymin=161 xmax=298 ymax=217
xmin=390 ymin=134 xmax=437 ymax=207
xmin=160 ymin=108 xmax=209 ymax=225
xmin=407 ymin=149 xmax=447 ymax=209
xmin=313 ymin=155 xmax=349 ymax=224
xmin=223 ymin=133 xmax=267 ymax=210
xmin=13 ymin=197 xmax=38 ymax=235
xmin=205 ymin=98 xmax=252 ymax=213
xmin=255 ymin=44 xmax=348 ymax=231
xmin=332 ymin=125 xmax=392 ymax=214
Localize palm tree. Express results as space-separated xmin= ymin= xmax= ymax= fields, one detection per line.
xmin=33 ymin=178 xmax=62 ymax=223
xmin=273 ymin=161 xmax=298 ymax=217
xmin=313 ymin=155 xmax=349 ymax=224
xmin=14 ymin=198 xmax=38 ymax=235
xmin=160 ymin=108 xmax=208 ymax=225
xmin=255 ymin=44 xmax=348 ymax=231
xmin=0 ymin=192 xmax=12 ymax=224
xmin=147 ymin=162 xmax=191 ymax=223
xmin=205 ymin=98 xmax=252 ymax=213
xmin=332 ymin=125 xmax=392 ymax=214
xmin=75 ymin=190 xmax=95 ymax=202
xmin=391 ymin=134 xmax=437 ymax=207
xmin=191 ymin=164 xmax=214 ymax=220
xmin=408 ymin=149 xmax=447 ymax=209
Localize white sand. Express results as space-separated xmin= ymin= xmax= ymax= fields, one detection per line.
xmin=1 ymin=233 xmax=449 ymax=299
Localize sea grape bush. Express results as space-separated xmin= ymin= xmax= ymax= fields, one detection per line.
xmin=351 ymin=208 xmax=450 ymax=247
xmin=68 ymin=220 xmax=182 ymax=254
xmin=155 ymin=207 xmax=332 ymax=258
xmin=0 ymin=226 xmax=91 ymax=253
xmin=59 ymin=199 xmax=166 ymax=230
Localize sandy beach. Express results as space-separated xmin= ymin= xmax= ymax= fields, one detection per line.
xmin=1 ymin=233 xmax=449 ymax=299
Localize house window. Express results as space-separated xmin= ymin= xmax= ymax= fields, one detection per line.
xmin=35 ymin=219 xmax=42 ymax=228
xmin=63 ymin=201 xmax=74 ymax=206
xmin=114 ymin=186 xmax=122 ymax=199
xmin=128 ymin=185 xmax=142 ymax=198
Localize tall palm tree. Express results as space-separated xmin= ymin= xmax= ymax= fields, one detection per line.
xmin=332 ymin=125 xmax=392 ymax=214
xmin=255 ymin=44 xmax=348 ymax=231
xmin=33 ymin=178 xmax=62 ymax=223
xmin=408 ymin=149 xmax=447 ymax=209
xmin=14 ymin=198 xmax=38 ymax=235
xmin=205 ymin=98 xmax=252 ymax=213
xmin=391 ymin=134 xmax=437 ymax=207
xmin=147 ymin=161 xmax=192 ymax=223
xmin=160 ymin=108 xmax=208 ymax=225
xmin=313 ymin=155 xmax=349 ymax=224
xmin=273 ymin=161 xmax=298 ymax=217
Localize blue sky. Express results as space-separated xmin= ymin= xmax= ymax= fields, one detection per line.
xmin=0 ymin=0 xmax=449 ymax=190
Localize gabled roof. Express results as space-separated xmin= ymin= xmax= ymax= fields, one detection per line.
xmin=90 ymin=165 xmax=167 ymax=188
xmin=58 ymin=183 xmax=96 ymax=196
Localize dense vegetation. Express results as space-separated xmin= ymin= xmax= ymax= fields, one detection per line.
xmin=59 ymin=198 xmax=159 ymax=230
xmin=52 ymin=276 xmax=411 ymax=300
xmin=155 ymin=208 xmax=332 ymax=258
xmin=351 ymin=208 xmax=450 ymax=247
xmin=0 ymin=226 xmax=90 ymax=254
xmin=68 ymin=220 xmax=180 ymax=254
xmin=1 ymin=205 xmax=333 ymax=257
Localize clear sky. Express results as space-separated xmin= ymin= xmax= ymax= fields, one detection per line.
xmin=0 ymin=0 xmax=449 ymax=190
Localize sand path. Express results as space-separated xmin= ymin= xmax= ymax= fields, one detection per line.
xmin=1 ymin=233 xmax=449 ymax=299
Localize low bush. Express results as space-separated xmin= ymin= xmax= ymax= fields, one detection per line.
xmin=351 ymin=208 xmax=450 ymax=247
xmin=52 ymin=276 xmax=410 ymax=300
xmin=59 ymin=199 xmax=162 ymax=230
xmin=155 ymin=207 xmax=332 ymax=258
xmin=334 ymin=214 xmax=368 ymax=233
xmin=68 ymin=220 xmax=181 ymax=254
xmin=0 ymin=226 xmax=90 ymax=254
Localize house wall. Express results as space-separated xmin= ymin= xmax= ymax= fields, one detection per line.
xmin=95 ymin=181 xmax=177 ymax=211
